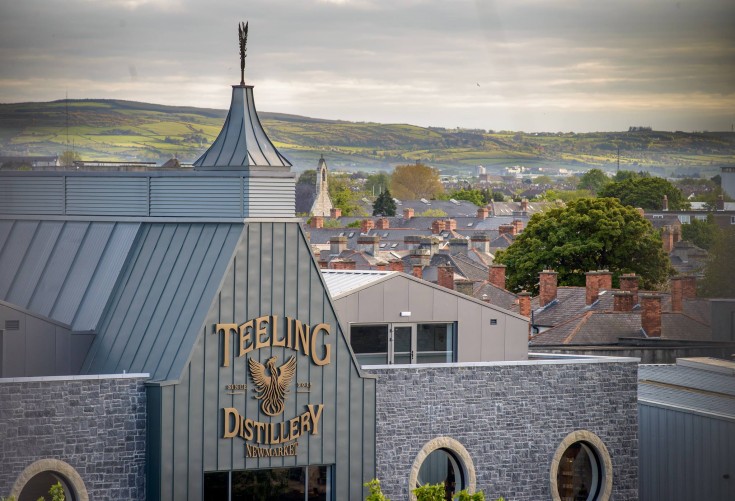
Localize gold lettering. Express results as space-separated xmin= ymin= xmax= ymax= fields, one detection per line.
xmin=223 ymin=407 xmax=240 ymax=438
xmin=271 ymin=315 xmax=286 ymax=347
xmin=215 ymin=324 xmax=237 ymax=367
xmin=269 ymin=421 xmax=281 ymax=444
xmin=285 ymin=316 xmax=293 ymax=348
xmin=300 ymin=409 xmax=311 ymax=436
xmin=238 ymin=320 xmax=254 ymax=356
xmin=310 ymin=324 xmax=331 ymax=366
xmin=307 ymin=404 xmax=324 ymax=436
xmin=255 ymin=422 xmax=266 ymax=443
xmin=255 ymin=315 xmax=270 ymax=350
xmin=295 ymin=320 xmax=310 ymax=357
xmin=243 ymin=418 xmax=254 ymax=441
xmin=289 ymin=415 xmax=300 ymax=441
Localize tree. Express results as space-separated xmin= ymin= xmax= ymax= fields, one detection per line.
xmin=390 ymin=163 xmax=444 ymax=200
xmin=681 ymin=215 xmax=719 ymax=250
xmin=59 ymin=150 xmax=80 ymax=167
xmin=598 ymin=176 xmax=688 ymax=210
xmin=366 ymin=172 xmax=391 ymax=195
xmin=577 ymin=169 xmax=609 ymax=195
xmin=373 ymin=189 xmax=397 ymax=216
xmin=296 ymin=169 xmax=317 ymax=185
xmin=699 ymin=226 xmax=735 ymax=298
xmin=494 ymin=198 xmax=673 ymax=293
xmin=329 ymin=174 xmax=365 ymax=217
xmin=447 ymin=188 xmax=484 ymax=207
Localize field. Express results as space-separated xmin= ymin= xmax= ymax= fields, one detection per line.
xmin=1 ymin=99 xmax=734 ymax=175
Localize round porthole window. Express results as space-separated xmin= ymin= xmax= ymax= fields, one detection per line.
xmin=408 ymin=437 xmax=476 ymax=501
xmin=10 ymin=459 xmax=88 ymax=501
xmin=550 ymin=430 xmax=612 ymax=501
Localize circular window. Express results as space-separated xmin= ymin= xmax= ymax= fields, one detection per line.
xmin=408 ymin=437 xmax=476 ymax=501
xmin=550 ymin=430 xmax=612 ymax=501
xmin=10 ymin=459 xmax=88 ymax=501
xmin=19 ymin=471 xmax=76 ymax=501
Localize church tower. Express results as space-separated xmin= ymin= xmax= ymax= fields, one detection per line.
xmin=310 ymin=155 xmax=334 ymax=216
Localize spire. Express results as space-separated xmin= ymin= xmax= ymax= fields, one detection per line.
xmin=193 ymin=23 xmax=291 ymax=170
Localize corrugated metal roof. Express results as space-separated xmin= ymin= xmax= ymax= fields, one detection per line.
xmin=640 ymin=364 xmax=735 ymax=398
xmin=321 ymin=270 xmax=396 ymax=298
xmin=81 ymin=222 xmax=242 ymax=381
xmin=0 ymin=219 xmax=140 ymax=331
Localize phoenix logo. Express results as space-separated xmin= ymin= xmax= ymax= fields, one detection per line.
xmin=248 ymin=355 xmax=297 ymax=416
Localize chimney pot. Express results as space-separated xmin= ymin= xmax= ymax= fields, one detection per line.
xmin=619 ymin=273 xmax=640 ymax=305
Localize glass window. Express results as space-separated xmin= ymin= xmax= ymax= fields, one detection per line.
xmin=350 ymin=324 xmax=389 ymax=365
xmin=416 ymin=449 xmax=464 ymax=501
xmin=556 ymin=442 xmax=601 ymax=501
xmin=207 ymin=466 xmax=330 ymax=501
xmin=18 ymin=471 xmax=77 ymax=501
xmin=204 ymin=472 xmax=229 ymax=500
xmin=416 ymin=324 xmax=454 ymax=363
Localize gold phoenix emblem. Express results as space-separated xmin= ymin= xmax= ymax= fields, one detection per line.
xmin=248 ymin=355 xmax=297 ymax=416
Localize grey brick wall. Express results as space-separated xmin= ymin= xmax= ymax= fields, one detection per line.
xmin=0 ymin=375 xmax=147 ymax=501
xmin=366 ymin=360 xmax=639 ymax=501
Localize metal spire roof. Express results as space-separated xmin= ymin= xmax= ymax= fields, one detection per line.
xmin=193 ymin=85 xmax=291 ymax=169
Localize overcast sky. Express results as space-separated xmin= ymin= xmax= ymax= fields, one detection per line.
xmin=0 ymin=0 xmax=733 ymax=132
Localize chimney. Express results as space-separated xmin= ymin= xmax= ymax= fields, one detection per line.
xmin=489 ymin=265 xmax=506 ymax=290
xmin=716 ymin=195 xmax=725 ymax=211
xmin=470 ymin=234 xmax=490 ymax=253
xmin=539 ymin=270 xmax=558 ymax=307
xmin=662 ymin=225 xmax=674 ymax=253
xmin=410 ymin=248 xmax=431 ymax=267
xmin=641 ymin=294 xmax=662 ymax=337
xmin=330 ymin=207 xmax=342 ymax=219
xmin=403 ymin=208 xmax=414 ymax=219
xmin=318 ymin=259 xmax=328 ymax=269
xmin=310 ymin=216 xmax=324 ymax=229
xmin=477 ymin=207 xmax=489 ymax=219
xmin=437 ymin=265 xmax=455 ymax=290
xmin=389 ymin=259 xmax=404 ymax=272
xmin=619 ymin=273 xmax=639 ymax=305
xmin=681 ymin=275 xmax=697 ymax=299
xmin=419 ymin=237 xmax=440 ymax=256
xmin=445 ymin=219 xmax=457 ymax=231
xmin=431 ymin=220 xmax=444 ymax=234
xmin=520 ymin=198 xmax=529 ymax=212
xmin=376 ymin=218 xmax=390 ymax=230
xmin=670 ymin=276 xmax=683 ymax=312
xmin=613 ymin=291 xmax=635 ymax=312
xmin=597 ymin=270 xmax=612 ymax=291
xmin=361 ymin=219 xmax=375 ymax=233
xmin=498 ymin=224 xmax=515 ymax=236
xmin=330 ymin=236 xmax=348 ymax=255
xmin=330 ymin=259 xmax=356 ymax=270
xmin=448 ymin=238 xmax=469 ymax=253
xmin=455 ymin=279 xmax=474 ymax=296
xmin=662 ymin=194 xmax=669 ymax=211
xmin=375 ymin=262 xmax=387 ymax=271
xmin=511 ymin=219 xmax=524 ymax=235
xmin=585 ymin=271 xmax=600 ymax=305
xmin=404 ymin=235 xmax=421 ymax=250
xmin=357 ymin=235 xmax=380 ymax=256
xmin=412 ymin=265 xmax=423 ymax=279
xmin=518 ymin=290 xmax=531 ymax=318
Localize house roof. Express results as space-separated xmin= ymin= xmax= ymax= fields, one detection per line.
xmin=472 ymin=282 xmax=518 ymax=311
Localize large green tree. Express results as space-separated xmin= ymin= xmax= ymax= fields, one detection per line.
xmin=329 ymin=173 xmax=365 ymax=216
xmin=365 ymin=171 xmax=391 ymax=195
xmin=699 ymin=226 xmax=735 ymax=298
xmin=598 ymin=176 xmax=688 ymax=210
xmin=373 ymin=189 xmax=397 ymax=216
xmin=390 ymin=163 xmax=444 ymax=200
xmin=494 ymin=198 xmax=673 ymax=293
xmin=681 ymin=215 xmax=719 ymax=250
xmin=577 ymin=169 xmax=609 ymax=195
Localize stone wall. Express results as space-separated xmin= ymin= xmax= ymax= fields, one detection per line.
xmin=366 ymin=359 xmax=639 ymax=500
xmin=0 ymin=374 xmax=147 ymax=501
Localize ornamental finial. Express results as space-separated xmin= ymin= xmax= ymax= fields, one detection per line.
xmin=238 ymin=21 xmax=248 ymax=85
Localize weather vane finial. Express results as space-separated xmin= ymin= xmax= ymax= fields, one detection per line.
xmin=238 ymin=21 xmax=248 ymax=85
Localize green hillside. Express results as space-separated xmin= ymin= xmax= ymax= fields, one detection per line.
xmin=1 ymin=99 xmax=733 ymax=175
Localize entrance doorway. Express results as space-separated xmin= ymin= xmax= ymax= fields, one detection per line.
xmin=350 ymin=323 xmax=455 ymax=366
xmin=204 ymin=465 xmax=331 ymax=501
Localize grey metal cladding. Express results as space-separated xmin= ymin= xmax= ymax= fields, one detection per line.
xmin=193 ymin=86 xmax=291 ymax=168
xmin=244 ymin=178 xmax=296 ymax=217
xmin=150 ymin=177 xmax=242 ymax=217
xmin=0 ymin=177 xmax=63 ymax=214
xmin=0 ymin=219 xmax=140 ymax=331
xmin=146 ymin=222 xmax=375 ymax=501
xmin=66 ymin=177 xmax=148 ymax=216
xmin=81 ymin=222 xmax=241 ymax=380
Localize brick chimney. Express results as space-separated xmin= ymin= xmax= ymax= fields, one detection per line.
xmin=681 ymin=275 xmax=697 ymax=299
xmin=662 ymin=225 xmax=674 ymax=253
xmin=489 ymin=265 xmax=506 ymax=290
xmin=389 ymin=259 xmax=405 ymax=272
xmin=403 ymin=208 xmax=414 ymax=219
xmin=716 ymin=195 xmax=725 ymax=211
xmin=641 ymin=294 xmax=662 ymax=337
xmin=455 ymin=279 xmax=474 ymax=296
xmin=477 ymin=207 xmax=489 ymax=219
xmin=539 ymin=270 xmax=558 ymax=307
xmin=357 ymin=235 xmax=380 ymax=256
xmin=310 ymin=216 xmax=324 ymax=229
xmin=330 ymin=259 xmax=356 ymax=270
xmin=431 ymin=220 xmax=444 ymax=234
xmin=518 ymin=290 xmax=531 ymax=318
xmin=330 ymin=207 xmax=342 ymax=219
xmin=361 ymin=219 xmax=375 ymax=233
xmin=520 ymin=198 xmax=529 ymax=212
xmin=404 ymin=235 xmax=421 ymax=250
xmin=597 ymin=270 xmax=612 ymax=291
xmin=619 ymin=273 xmax=639 ymax=305
xmin=376 ymin=217 xmax=390 ymax=230
xmin=318 ymin=259 xmax=328 ymax=269
xmin=412 ymin=265 xmax=423 ymax=279
xmin=330 ymin=235 xmax=348 ymax=255
xmin=613 ymin=291 xmax=635 ymax=312
xmin=470 ymin=234 xmax=490 ymax=253
xmin=511 ymin=219 xmax=524 ymax=235
xmin=375 ymin=262 xmax=387 ymax=271
xmin=419 ymin=237 xmax=440 ymax=256
xmin=437 ymin=265 xmax=455 ymax=290
xmin=410 ymin=248 xmax=431 ymax=266
xmin=585 ymin=271 xmax=600 ymax=305
xmin=498 ymin=224 xmax=515 ymax=236
xmin=662 ymin=194 xmax=669 ymax=211
xmin=445 ymin=219 xmax=457 ymax=231
xmin=448 ymin=238 xmax=469 ymax=253
xmin=670 ymin=276 xmax=684 ymax=312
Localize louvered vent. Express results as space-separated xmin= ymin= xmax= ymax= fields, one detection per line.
xmin=5 ymin=320 xmax=20 ymax=330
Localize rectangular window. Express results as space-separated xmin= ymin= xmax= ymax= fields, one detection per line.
xmin=678 ymin=215 xmax=690 ymax=224
xmin=350 ymin=324 xmax=389 ymax=366
xmin=205 ymin=466 xmax=331 ymax=501
xmin=731 ymin=216 xmax=735 ymax=225
xmin=349 ymin=323 xmax=456 ymax=365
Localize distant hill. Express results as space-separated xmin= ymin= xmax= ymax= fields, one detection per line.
xmin=1 ymin=99 xmax=733 ymax=175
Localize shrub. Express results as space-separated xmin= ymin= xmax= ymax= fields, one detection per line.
xmin=364 ymin=479 xmax=390 ymax=501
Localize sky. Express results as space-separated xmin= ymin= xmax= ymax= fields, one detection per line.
xmin=0 ymin=0 xmax=733 ymax=132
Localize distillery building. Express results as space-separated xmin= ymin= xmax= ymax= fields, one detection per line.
xmin=0 ymin=37 xmax=639 ymax=501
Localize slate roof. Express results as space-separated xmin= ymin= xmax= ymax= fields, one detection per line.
xmin=0 ymin=219 xmax=140 ymax=331
xmin=472 ymin=282 xmax=518 ymax=311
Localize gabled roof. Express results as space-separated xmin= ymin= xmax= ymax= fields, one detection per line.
xmin=472 ymin=282 xmax=518 ymax=311
xmin=0 ymin=219 xmax=140 ymax=331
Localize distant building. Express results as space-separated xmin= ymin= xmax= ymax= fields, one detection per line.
xmin=722 ymin=166 xmax=735 ymax=199
xmin=309 ymin=155 xmax=333 ymax=217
